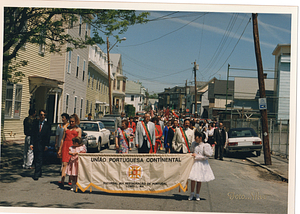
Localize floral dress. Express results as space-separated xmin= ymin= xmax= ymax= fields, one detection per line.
xmin=116 ymin=127 xmax=133 ymax=154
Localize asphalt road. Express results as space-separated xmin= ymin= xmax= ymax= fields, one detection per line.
xmin=0 ymin=147 xmax=288 ymax=213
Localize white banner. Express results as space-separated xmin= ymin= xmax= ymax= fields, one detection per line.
xmin=77 ymin=153 xmax=194 ymax=194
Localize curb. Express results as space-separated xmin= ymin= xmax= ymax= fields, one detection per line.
xmin=246 ymin=157 xmax=288 ymax=183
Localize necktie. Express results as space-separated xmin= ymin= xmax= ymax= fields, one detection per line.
xmin=39 ymin=123 xmax=42 ymax=132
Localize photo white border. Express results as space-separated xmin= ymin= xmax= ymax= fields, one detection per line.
xmin=0 ymin=0 xmax=298 ymax=214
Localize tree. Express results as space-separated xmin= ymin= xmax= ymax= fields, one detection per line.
xmin=2 ymin=7 xmax=149 ymax=142
xmin=3 ymin=7 xmax=149 ymax=81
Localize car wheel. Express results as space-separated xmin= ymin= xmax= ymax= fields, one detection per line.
xmin=256 ymin=151 xmax=261 ymax=156
xmin=97 ymin=138 xmax=102 ymax=152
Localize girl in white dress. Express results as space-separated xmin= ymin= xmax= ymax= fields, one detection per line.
xmin=188 ymin=131 xmax=215 ymax=201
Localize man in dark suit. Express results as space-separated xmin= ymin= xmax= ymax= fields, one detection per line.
xmin=214 ymin=122 xmax=227 ymax=161
xmin=30 ymin=109 xmax=51 ymax=180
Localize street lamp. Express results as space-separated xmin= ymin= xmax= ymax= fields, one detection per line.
xmin=107 ymin=37 xmax=126 ymax=114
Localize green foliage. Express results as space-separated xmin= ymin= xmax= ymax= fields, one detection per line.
xmin=125 ymin=104 xmax=135 ymax=117
xmin=2 ymin=56 xmax=26 ymax=83
xmin=3 ymin=7 xmax=149 ymax=81
xmin=149 ymin=93 xmax=158 ymax=99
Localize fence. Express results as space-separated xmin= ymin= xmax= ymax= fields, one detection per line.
xmin=222 ymin=118 xmax=289 ymax=159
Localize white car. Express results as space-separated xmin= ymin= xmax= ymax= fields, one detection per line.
xmin=79 ymin=121 xmax=110 ymax=152
xmin=225 ymin=127 xmax=262 ymax=156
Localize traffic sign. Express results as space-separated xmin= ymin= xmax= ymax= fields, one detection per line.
xmin=259 ymin=98 xmax=267 ymax=110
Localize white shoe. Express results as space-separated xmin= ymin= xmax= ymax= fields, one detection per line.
xmin=196 ymin=194 xmax=200 ymax=201
xmin=188 ymin=192 xmax=195 ymax=201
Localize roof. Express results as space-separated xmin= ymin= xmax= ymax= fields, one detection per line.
xmin=110 ymin=54 xmax=121 ymax=74
xmin=272 ymin=44 xmax=291 ymax=56
xmin=208 ymin=80 xmax=234 ymax=98
xmin=126 ymin=80 xmax=143 ymax=94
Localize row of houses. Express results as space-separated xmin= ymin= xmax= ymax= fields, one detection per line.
xmin=158 ymin=44 xmax=290 ymax=123
xmin=3 ymin=16 xmax=147 ymax=141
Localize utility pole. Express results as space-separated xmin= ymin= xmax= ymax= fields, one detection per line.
xmin=252 ymin=13 xmax=272 ymax=165
xmin=107 ymin=37 xmax=112 ymax=114
xmin=185 ymin=80 xmax=187 ymax=112
xmin=225 ymin=63 xmax=230 ymax=112
xmin=193 ymin=61 xmax=199 ymax=117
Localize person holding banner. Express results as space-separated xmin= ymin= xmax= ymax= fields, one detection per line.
xmin=115 ymin=120 xmax=133 ymax=153
xmin=135 ymin=113 xmax=156 ymax=153
xmin=172 ymin=119 xmax=194 ymax=153
xmin=188 ymin=131 xmax=215 ymax=201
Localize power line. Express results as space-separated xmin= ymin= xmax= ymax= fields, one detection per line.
xmin=203 ymin=14 xmax=249 ymax=78
xmin=197 ymin=13 xmax=205 ymax=63
xmin=200 ymin=13 xmax=238 ymax=73
xmin=208 ymin=17 xmax=252 ymax=80
xmin=119 ymin=13 xmax=207 ymax=47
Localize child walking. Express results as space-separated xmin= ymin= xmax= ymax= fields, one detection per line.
xmin=66 ymin=136 xmax=86 ymax=191
xmin=188 ymin=131 xmax=215 ymax=201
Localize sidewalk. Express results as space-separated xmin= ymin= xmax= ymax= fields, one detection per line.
xmin=246 ymin=152 xmax=289 ymax=182
xmin=0 ymin=139 xmax=24 ymax=169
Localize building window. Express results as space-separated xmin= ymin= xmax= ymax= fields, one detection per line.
xmin=66 ymin=94 xmax=69 ymax=113
xmin=88 ymin=71 xmax=90 ymax=87
xmin=38 ymin=30 xmax=45 ymax=56
xmin=5 ymin=83 xmax=13 ymax=118
xmin=86 ymin=100 xmax=89 ymax=114
xmin=85 ymin=23 xmax=88 ymax=41
xmin=117 ymin=80 xmax=120 ymax=90
xmin=79 ymin=15 xmax=82 ymax=36
xmin=5 ymin=83 xmax=22 ymax=119
xmin=92 ymin=75 xmax=94 ymax=89
xmin=14 ymin=85 xmax=22 ymax=118
xmin=90 ymin=102 xmax=93 ymax=114
xmin=140 ymin=96 xmax=142 ymax=102
xmin=131 ymin=95 xmax=134 ymax=101
xmin=80 ymin=98 xmax=83 ymax=119
xmin=123 ymin=80 xmax=126 ymax=92
xmin=67 ymin=51 xmax=72 ymax=73
xmin=83 ymin=60 xmax=86 ymax=81
xmin=76 ymin=55 xmax=79 ymax=78
xmin=96 ymin=78 xmax=98 ymax=90
xmin=74 ymin=96 xmax=77 ymax=114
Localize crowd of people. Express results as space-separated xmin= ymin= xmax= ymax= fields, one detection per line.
xmin=115 ymin=110 xmax=228 ymax=159
xmin=22 ymin=108 xmax=227 ymax=198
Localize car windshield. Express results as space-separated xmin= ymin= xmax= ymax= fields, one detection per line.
xmin=228 ymin=128 xmax=258 ymax=138
xmin=100 ymin=120 xmax=115 ymax=127
xmin=79 ymin=123 xmax=99 ymax=131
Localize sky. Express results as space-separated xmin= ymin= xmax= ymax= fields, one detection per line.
xmin=96 ymin=11 xmax=291 ymax=94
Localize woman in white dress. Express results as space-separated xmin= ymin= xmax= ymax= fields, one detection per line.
xmin=188 ymin=131 xmax=215 ymax=201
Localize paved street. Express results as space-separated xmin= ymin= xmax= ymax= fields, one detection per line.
xmin=0 ymin=146 xmax=288 ymax=213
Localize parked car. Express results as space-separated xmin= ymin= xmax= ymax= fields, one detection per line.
xmin=44 ymin=123 xmax=88 ymax=163
xmin=78 ymin=121 xmax=110 ymax=152
xmin=103 ymin=114 xmax=122 ymax=127
xmin=98 ymin=117 xmax=118 ymax=146
xmin=135 ymin=111 xmax=146 ymax=119
xmin=225 ymin=127 xmax=262 ymax=156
